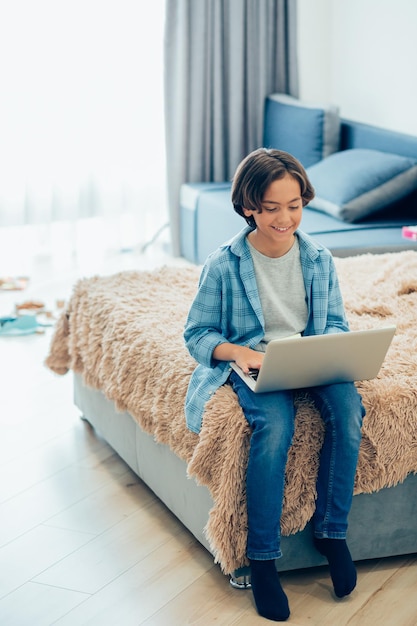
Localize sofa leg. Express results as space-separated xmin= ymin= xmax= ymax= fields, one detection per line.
xmin=229 ymin=566 xmax=252 ymax=589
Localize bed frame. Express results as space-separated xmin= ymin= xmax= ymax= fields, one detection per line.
xmin=74 ymin=372 xmax=417 ymax=586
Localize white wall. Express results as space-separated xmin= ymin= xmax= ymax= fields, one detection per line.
xmin=297 ymin=0 xmax=417 ymax=137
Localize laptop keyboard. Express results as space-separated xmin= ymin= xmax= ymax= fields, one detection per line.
xmin=248 ymin=368 xmax=260 ymax=381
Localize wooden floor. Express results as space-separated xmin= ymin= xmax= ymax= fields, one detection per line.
xmin=1 ymin=244 xmax=417 ymax=625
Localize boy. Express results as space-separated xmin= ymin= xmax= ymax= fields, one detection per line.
xmin=184 ymin=149 xmax=365 ymax=622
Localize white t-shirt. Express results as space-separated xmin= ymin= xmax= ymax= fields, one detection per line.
xmin=247 ymin=236 xmax=308 ymax=352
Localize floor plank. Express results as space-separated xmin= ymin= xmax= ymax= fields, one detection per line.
xmin=33 ymin=499 xmax=187 ymax=594
xmin=0 ymin=582 xmax=89 ymax=626
xmin=52 ymin=531 xmax=217 ymax=625
xmin=0 ymin=524 xmax=95 ymax=600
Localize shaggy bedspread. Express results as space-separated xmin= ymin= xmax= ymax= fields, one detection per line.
xmin=45 ymin=250 xmax=417 ymax=574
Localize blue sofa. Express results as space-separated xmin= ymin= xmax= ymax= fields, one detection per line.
xmin=180 ymin=94 xmax=417 ymax=264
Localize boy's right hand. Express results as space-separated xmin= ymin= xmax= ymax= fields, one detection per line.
xmin=234 ymin=346 xmax=264 ymax=375
xmin=213 ymin=343 xmax=264 ymax=374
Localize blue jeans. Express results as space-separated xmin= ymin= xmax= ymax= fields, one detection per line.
xmin=229 ymin=371 xmax=365 ymax=560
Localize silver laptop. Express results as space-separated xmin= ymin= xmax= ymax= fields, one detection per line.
xmin=229 ymin=326 xmax=396 ymax=393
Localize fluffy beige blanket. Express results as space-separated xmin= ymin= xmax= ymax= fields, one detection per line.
xmin=45 ymin=250 xmax=417 ymax=574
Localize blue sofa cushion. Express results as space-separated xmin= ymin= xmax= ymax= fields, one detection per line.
xmin=263 ymin=94 xmax=340 ymax=168
xmin=307 ymin=148 xmax=417 ymax=223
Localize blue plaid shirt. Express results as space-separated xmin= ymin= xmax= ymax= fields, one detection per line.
xmin=184 ymin=226 xmax=349 ymax=433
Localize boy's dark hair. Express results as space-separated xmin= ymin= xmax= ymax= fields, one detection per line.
xmin=232 ymin=148 xmax=315 ymax=228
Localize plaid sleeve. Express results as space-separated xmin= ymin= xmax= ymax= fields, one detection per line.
xmin=184 ymin=261 xmax=229 ymax=368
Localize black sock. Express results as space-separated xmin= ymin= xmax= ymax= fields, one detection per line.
xmin=314 ymin=538 xmax=357 ymax=597
xmin=249 ymin=559 xmax=290 ymax=621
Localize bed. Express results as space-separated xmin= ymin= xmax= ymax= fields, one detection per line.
xmin=45 ymin=250 xmax=417 ymax=582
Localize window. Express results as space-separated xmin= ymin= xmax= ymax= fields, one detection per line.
xmin=0 ymin=0 xmax=167 ymax=273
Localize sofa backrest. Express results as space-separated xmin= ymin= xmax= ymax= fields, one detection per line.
xmin=263 ymin=93 xmax=417 ymax=163
xmin=340 ymin=119 xmax=417 ymax=159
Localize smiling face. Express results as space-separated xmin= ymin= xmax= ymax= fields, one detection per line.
xmin=243 ymin=173 xmax=303 ymax=258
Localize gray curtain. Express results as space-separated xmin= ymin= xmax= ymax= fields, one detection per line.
xmin=164 ymin=0 xmax=298 ymax=256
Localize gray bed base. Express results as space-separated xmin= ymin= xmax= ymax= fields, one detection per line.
xmin=74 ymin=373 xmax=417 ymax=585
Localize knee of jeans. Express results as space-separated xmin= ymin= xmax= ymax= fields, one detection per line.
xmin=334 ymin=408 xmax=363 ymax=445
xmin=255 ymin=418 xmax=294 ymax=454
xmin=350 ymin=394 xmax=366 ymax=429
xmin=349 ymin=386 xmax=366 ymax=417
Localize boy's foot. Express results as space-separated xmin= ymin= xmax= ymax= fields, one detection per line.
xmin=314 ymin=537 xmax=357 ymax=597
xmin=249 ymin=559 xmax=290 ymax=621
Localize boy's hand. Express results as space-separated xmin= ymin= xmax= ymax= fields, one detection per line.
xmin=213 ymin=342 xmax=264 ymax=373
xmin=213 ymin=343 xmax=264 ymax=374
xmin=234 ymin=346 xmax=264 ymax=374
